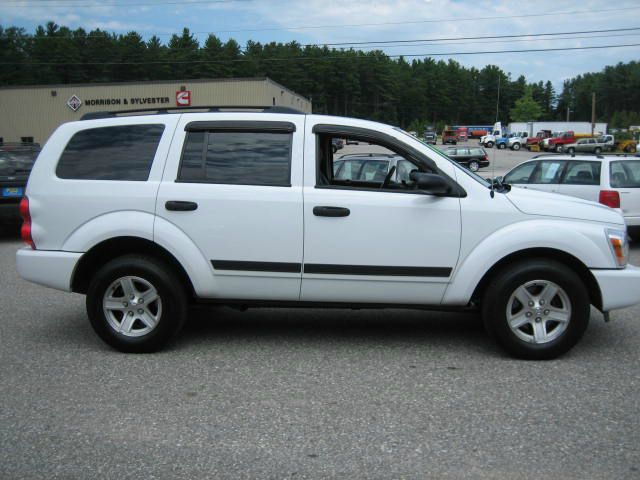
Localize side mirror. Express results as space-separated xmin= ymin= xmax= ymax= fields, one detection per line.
xmin=409 ymin=171 xmax=451 ymax=195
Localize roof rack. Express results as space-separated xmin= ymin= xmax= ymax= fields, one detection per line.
xmin=80 ymin=105 xmax=305 ymax=120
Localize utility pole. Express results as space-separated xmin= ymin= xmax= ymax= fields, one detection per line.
xmin=566 ymin=106 xmax=570 ymax=122
xmin=591 ymin=92 xmax=596 ymax=137
xmin=495 ymin=75 xmax=501 ymax=123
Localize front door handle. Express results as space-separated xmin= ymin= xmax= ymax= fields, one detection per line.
xmin=166 ymin=200 xmax=198 ymax=211
xmin=313 ymin=206 xmax=350 ymax=217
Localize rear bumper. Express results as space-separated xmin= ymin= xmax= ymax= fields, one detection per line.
xmin=16 ymin=248 xmax=82 ymax=292
xmin=592 ymin=264 xmax=640 ymax=311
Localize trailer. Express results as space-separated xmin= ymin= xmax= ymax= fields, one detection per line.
xmin=509 ymin=121 xmax=608 ymax=137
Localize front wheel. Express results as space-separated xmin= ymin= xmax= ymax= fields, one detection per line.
xmin=482 ymin=259 xmax=590 ymax=360
xmin=512 ymin=143 xmax=521 ymax=151
xmin=498 ymin=143 xmax=506 ymax=149
xmin=485 ymin=141 xmax=494 ymax=148
xmin=567 ymin=147 xmax=575 ymax=154
xmin=594 ymin=147 xmax=602 ymax=154
xmin=468 ymin=160 xmax=480 ymax=172
xmin=86 ymin=255 xmax=188 ymax=353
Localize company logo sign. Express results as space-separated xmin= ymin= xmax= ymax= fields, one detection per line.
xmin=176 ymin=90 xmax=191 ymax=106
xmin=66 ymin=94 xmax=82 ymax=112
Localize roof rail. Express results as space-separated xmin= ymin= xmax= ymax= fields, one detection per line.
xmin=80 ymin=105 xmax=305 ymax=120
xmin=532 ymin=152 xmax=640 ymax=159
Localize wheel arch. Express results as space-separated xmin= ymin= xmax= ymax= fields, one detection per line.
xmin=470 ymin=247 xmax=602 ymax=311
xmin=71 ymin=236 xmax=195 ymax=298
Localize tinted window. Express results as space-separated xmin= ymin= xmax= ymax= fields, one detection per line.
xmin=505 ymin=162 xmax=536 ymax=184
xmin=178 ymin=131 xmax=291 ymax=186
xmin=610 ymin=161 xmax=640 ymax=188
xmin=469 ymin=148 xmax=484 ymax=156
xmin=562 ymin=161 xmax=601 ymax=185
xmin=56 ymin=125 xmax=164 ymax=181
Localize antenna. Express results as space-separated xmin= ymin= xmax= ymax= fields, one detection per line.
xmin=490 ymin=75 xmax=501 ymax=197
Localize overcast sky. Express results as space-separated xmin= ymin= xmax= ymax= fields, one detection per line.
xmin=2 ymin=0 xmax=639 ymax=89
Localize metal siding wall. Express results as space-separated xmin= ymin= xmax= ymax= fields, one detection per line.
xmin=0 ymin=79 xmax=311 ymax=144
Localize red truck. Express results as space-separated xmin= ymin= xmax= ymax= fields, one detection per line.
xmin=544 ymin=131 xmax=577 ymax=152
xmin=442 ymin=130 xmax=458 ymax=145
xmin=526 ymin=130 xmax=552 ymax=150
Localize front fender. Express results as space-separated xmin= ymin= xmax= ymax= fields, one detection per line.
xmin=442 ymin=219 xmax=614 ymax=305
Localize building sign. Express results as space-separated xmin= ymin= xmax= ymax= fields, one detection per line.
xmin=83 ymin=97 xmax=170 ymax=107
xmin=66 ymin=94 xmax=82 ymax=112
xmin=176 ymin=90 xmax=191 ymax=107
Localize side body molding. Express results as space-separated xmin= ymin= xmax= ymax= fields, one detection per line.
xmin=442 ymin=219 xmax=614 ymax=306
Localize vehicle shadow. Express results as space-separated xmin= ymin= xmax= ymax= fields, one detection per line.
xmin=177 ymin=305 xmax=494 ymax=352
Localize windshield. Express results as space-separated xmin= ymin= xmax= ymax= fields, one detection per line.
xmin=394 ymin=128 xmax=491 ymax=187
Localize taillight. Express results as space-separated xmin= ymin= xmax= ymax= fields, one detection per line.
xmin=19 ymin=196 xmax=35 ymax=249
xmin=599 ymin=190 xmax=620 ymax=209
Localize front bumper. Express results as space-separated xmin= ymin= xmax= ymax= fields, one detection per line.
xmin=16 ymin=248 xmax=82 ymax=292
xmin=592 ymin=264 xmax=640 ymax=311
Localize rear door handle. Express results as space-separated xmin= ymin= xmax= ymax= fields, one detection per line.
xmin=165 ymin=200 xmax=198 ymax=211
xmin=313 ymin=206 xmax=350 ymax=217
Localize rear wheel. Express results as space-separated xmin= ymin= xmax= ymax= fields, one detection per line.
xmin=555 ymin=145 xmax=563 ymax=153
xmin=86 ymin=255 xmax=188 ymax=353
xmin=567 ymin=147 xmax=575 ymax=154
xmin=594 ymin=147 xmax=602 ymax=154
xmin=468 ymin=160 xmax=480 ymax=172
xmin=498 ymin=143 xmax=506 ymax=149
xmin=482 ymin=259 xmax=590 ymax=360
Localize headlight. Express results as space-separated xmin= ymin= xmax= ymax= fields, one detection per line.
xmin=606 ymin=228 xmax=629 ymax=268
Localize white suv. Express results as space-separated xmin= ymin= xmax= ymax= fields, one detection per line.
xmin=502 ymin=154 xmax=640 ymax=240
xmin=16 ymin=107 xmax=640 ymax=358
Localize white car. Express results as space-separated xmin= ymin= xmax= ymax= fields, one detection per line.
xmin=15 ymin=108 xmax=640 ymax=359
xmin=502 ymin=154 xmax=640 ymax=239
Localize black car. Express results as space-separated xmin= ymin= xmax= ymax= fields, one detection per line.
xmin=0 ymin=144 xmax=40 ymax=221
xmin=443 ymin=146 xmax=489 ymax=172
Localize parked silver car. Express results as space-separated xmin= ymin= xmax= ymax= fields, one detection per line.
xmin=565 ymin=136 xmax=614 ymax=155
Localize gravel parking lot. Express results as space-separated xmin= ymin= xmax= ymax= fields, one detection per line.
xmin=1 ymin=226 xmax=639 ymax=479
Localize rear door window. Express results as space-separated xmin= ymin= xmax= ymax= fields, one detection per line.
xmin=562 ymin=161 xmax=601 ymax=185
xmin=56 ymin=124 xmax=165 ymax=181
xmin=178 ymin=130 xmax=292 ymax=186
xmin=610 ymin=161 xmax=640 ymax=188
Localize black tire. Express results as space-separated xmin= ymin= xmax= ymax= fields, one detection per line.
xmin=86 ymin=255 xmax=188 ymax=353
xmin=512 ymin=143 xmax=521 ymax=151
xmin=594 ymin=147 xmax=602 ymax=154
xmin=555 ymin=145 xmax=563 ymax=153
xmin=468 ymin=160 xmax=480 ymax=172
xmin=486 ymin=141 xmax=494 ymax=148
xmin=482 ymin=259 xmax=590 ymax=360
xmin=567 ymin=147 xmax=575 ymax=155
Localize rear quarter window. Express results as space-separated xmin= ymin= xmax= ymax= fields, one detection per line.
xmin=610 ymin=161 xmax=640 ymax=188
xmin=56 ymin=124 xmax=165 ymax=181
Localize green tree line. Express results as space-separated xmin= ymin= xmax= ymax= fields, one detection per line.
xmin=1 ymin=23 xmax=637 ymax=129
